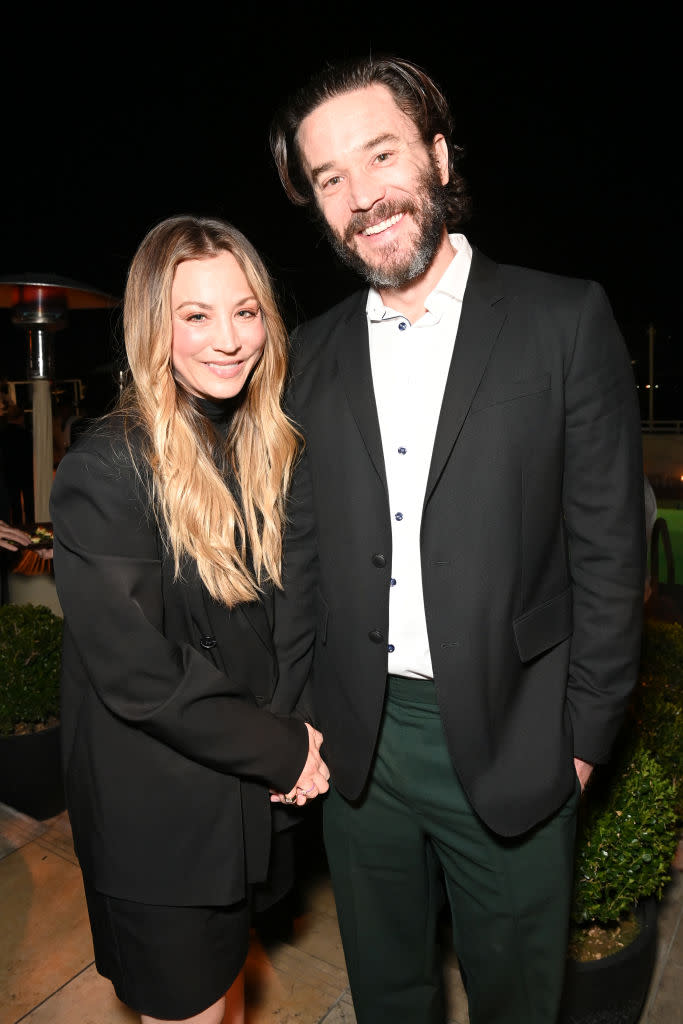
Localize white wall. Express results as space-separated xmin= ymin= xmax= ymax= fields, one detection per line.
xmin=7 ymin=574 xmax=62 ymax=617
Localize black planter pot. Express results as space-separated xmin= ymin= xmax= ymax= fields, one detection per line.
xmin=0 ymin=722 xmax=66 ymax=820
xmin=559 ymin=897 xmax=658 ymax=1024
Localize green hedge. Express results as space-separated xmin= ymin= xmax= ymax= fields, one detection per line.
xmin=634 ymin=620 xmax=683 ymax=802
xmin=0 ymin=604 xmax=63 ymax=735
xmin=571 ymin=619 xmax=682 ymax=926
xmin=571 ymin=745 xmax=679 ymax=924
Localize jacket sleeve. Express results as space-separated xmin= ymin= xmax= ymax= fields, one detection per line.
xmin=270 ymin=343 xmax=320 ymax=723
xmin=50 ymin=436 xmax=309 ymax=792
xmin=271 ymin=445 xmax=319 ymax=722
xmin=563 ymin=282 xmax=646 ymax=763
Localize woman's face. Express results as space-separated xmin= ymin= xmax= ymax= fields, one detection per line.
xmin=170 ymin=251 xmax=266 ymax=401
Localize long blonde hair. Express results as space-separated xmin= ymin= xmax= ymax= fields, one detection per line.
xmin=120 ymin=215 xmax=300 ymax=607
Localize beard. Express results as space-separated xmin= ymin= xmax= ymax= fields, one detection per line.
xmin=320 ymin=158 xmax=448 ymax=290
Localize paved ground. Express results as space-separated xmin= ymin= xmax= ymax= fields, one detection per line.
xmin=1 ymin=802 xmax=680 ymax=1023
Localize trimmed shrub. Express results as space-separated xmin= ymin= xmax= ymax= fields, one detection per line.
xmin=571 ymin=744 xmax=679 ymax=925
xmin=0 ymin=603 xmax=62 ymax=735
xmin=632 ymin=620 xmax=683 ymax=808
xmin=570 ymin=617 xmax=682 ymax=936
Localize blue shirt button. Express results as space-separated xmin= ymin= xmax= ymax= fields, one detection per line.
xmin=395 ymin=512 xmax=403 ymax=521
xmin=387 ymin=644 xmax=395 ymax=653
xmin=398 ymin=321 xmax=408 ymax=331
xmin=398 ymin=446 xmax=407 ymax=454
xmin=390 ymin=578 xmax=396 ymax=587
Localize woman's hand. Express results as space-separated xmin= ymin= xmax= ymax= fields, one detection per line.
xmin=271 ymin=723 xmax=330 ymax=806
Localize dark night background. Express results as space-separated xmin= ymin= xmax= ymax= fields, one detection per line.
xmin=0 ymin=14 xmax=678 ymax=420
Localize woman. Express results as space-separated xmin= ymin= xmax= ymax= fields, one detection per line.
xmin=50 ymin=216 xmax=329 ymax=1024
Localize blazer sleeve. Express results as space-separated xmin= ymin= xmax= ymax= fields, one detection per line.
xmin=271 ymin=443 xmax=319 ymax=722
xmin=50 ymin=436 xmax=308 ymax=792
xmin=563 ymin=281 xmax=645 ymax=763
xmin=271 ymin=350 xmax=319 ymax=723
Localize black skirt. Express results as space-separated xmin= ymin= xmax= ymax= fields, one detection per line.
xmin=83 ymin=881 xmax=250 ymax=1019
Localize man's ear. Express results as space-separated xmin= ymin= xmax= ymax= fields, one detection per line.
xmin=433 ymin=135 xmax=449 ymax=186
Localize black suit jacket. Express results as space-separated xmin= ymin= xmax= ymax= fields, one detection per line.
xmin=50 ymin=417 xmax=308 ymax=905
xmin=273 ymin=249 xmax=645 ymax=837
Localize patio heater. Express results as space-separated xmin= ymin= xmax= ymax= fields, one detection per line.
xmin=0 ymin=273 xmax=119 ymax=520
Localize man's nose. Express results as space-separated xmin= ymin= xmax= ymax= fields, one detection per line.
xmin=347 ymin=169 xmax=386 ymax=211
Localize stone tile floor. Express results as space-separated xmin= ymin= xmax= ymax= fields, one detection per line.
xmin=0 ymin=801 xmax=680 ymax=1023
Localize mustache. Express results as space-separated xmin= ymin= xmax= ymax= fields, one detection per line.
xmin=343 ymin=200 xmax=415 ymax=245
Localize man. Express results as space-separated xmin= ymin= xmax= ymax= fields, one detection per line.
xmin=269 ymin=55 xmax=645 ymax=1024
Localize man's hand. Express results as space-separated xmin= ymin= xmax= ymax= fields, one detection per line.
xmin=271 ymin=723 xmax=330 ymax=806
xmin=574 ymin=756 xmax=594 ymax=792
xmin=0 ymin=521 xmax=31 ymax=552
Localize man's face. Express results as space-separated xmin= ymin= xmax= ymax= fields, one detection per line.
xmin=296 ymin=84 xmax=450 ymax=289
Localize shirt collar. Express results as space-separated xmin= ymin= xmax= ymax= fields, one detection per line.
xmin=366 ymin=233 xmax=472 ymax=322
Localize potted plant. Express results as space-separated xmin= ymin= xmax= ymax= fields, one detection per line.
xmin=560 ymin=619 xmax=683 ymax=1024
xmin=0 ymin=601 xmax=65 ymax=819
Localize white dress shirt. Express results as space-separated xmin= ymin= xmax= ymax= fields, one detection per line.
xmin=367 ymin=233 xmax=472 ymax=678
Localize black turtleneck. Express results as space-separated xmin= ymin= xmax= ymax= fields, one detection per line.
xmin=191 ymin=396 xmax=241 ymax=494
xmin=193 ymin=395 xmax=237 ymax=433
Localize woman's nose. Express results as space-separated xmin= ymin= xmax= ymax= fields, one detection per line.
xmin=213 ymin=319 xmax=240 ymax=352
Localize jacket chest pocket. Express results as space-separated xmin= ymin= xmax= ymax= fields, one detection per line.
xmin=470 ymin=372 xmax=551 ymax=414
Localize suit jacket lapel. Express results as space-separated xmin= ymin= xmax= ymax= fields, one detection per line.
xmin=178 ymin=553 xmax=274 ymax=674
xmin=331 ymin=254 xmax=507 ymax=503
xmin=235 ymin=600 xmax=275 ymax=654
xmin=201 ymin=585 xmax=274 ymax=659
xmin=424 ymin=249 xmax=508 ymax=505
xmin=334 ymin=293 xmax=387 ymax=489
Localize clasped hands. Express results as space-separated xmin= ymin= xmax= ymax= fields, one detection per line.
xmin=270 ymin=722 xmax=330 ymax=807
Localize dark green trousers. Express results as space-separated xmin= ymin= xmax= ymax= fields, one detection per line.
xmin=323 ymin=676 xmax=580 ymax=1024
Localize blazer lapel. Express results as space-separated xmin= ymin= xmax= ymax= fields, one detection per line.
xmin=201 ymin=585 xmax=274 ymax=659
xmin=334 ymin=294 xmax=388 ymax=489
xmin=424 ymin=250 xmax=508 ymax=506
xmin=235 ymin=600 xmax=275 ymax=654
xmin=179 ymin=553 xmax=274 ymax=681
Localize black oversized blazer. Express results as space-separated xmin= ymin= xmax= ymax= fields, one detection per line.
xmin=50 ymin=418 xmax=308 ymax=906
xmin=272 ymin=249 xmax=646 ymax=837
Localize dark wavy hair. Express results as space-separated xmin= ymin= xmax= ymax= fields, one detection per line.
xmin=270 ymin=54 xmax=471 ymax=231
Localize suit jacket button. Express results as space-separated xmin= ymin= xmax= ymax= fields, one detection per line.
xmin=371 ymin=553 xmax=386 ymax=568
xmin=368 ymin=629 xmax=384 ymax=644
xmin=200 ymin=634 xmax=217 ymax=649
